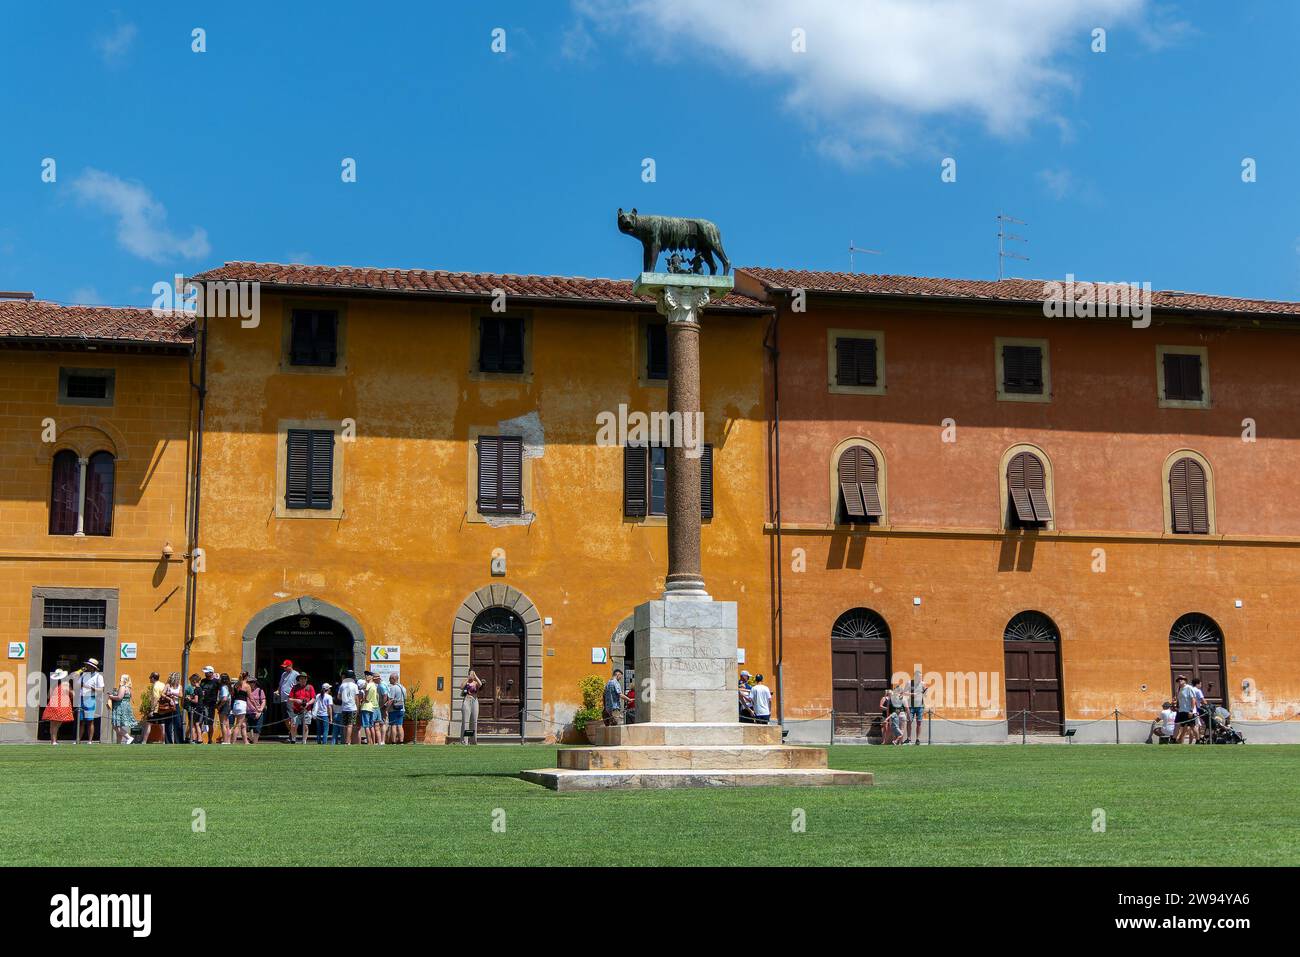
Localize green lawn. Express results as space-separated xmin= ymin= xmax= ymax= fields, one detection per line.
xmin=2 ymin=743 xmax=1296 ymax=866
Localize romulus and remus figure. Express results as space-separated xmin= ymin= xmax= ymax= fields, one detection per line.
xmin=617 ymin=208 xmax=731 ymax=275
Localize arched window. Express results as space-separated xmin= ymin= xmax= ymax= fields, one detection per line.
xmin=1168 ymin=456 xmax=1210 ymax=534
xmin=831 ymin=607 xmax=890 ymax=641
xmin=833 ymin=440 xmax=885 ymax=525
xmin=49 ymin=450 xmax=80 ymax=535
xmin=48 ymin=449 xmax=115 ymax=536
xmin=1003 ymin=611 xmax=1059 ymax=642
xmin=1006 ymin=450 xmax=1052 ymax=528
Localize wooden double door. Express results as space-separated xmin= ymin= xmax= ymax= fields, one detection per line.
xmin=1170 ymin=643 xmax=1225 ymax=708
xmin=471 ymin=631 xmax=524 ymax=736
xmin=831 ymin=638 xmax=890 ymax=738
xmin=1004 ymin=640 xmax=1063 ymax=735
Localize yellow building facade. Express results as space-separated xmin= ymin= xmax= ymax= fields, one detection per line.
xmin=186 ymin=265 xmax=773 ymax=741
xmin=0 ymin=300 xmax=192 ymax=741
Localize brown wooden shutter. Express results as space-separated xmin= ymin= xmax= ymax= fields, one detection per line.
xmin=1170 ymin=457 xmax=1208 ymax=533
xmin=477 ymin=435 xmax=501 ymax=512
xmin=1007 ymin=452 xmax=1036 ymax=523
xmin=837 ymin=448 xmax=866 ymax=519
xmin=1023 ymin=452 xmax=1051 ymax=521
xmin=1003 ymin=345 xmax=1043 ymax=394
xmin=286 ymin=429 xmax=311 ymax=509
xmin=835 ymin=337 xmax=856 ymax=386
xmin=855 ymin=338 xmax=878 ymax=386
xmin=501 ymin=319 xmax=525 ymax=372
xmin=1164 ymin=353 xmax=1203 ymax=401
xmin=647 ymin=322 xmax=668 ymax=380
xmin=623 ymin=445 xmax=647 ymax=518
xmin=700 ymin=444 xmax=714 ymax=520
xmin=479 ymin=319 xmax=502 ymax=372
xmin=499 ymin=436 xmax=523 ymax=513
xmin=308 ymin=430 xmax=334 ymax=509
xmin=857 ymin=447 xmax=883 ymax=517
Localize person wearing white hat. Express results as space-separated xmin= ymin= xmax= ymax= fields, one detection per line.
xmin=42 ymin=668 xmax=73 ymax=744
xmin=313 ymin=682 xmax=335 ymax=744
xmin=74 ymin=658 xmax=104 ymax=743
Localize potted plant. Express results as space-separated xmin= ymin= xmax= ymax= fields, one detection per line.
xmin=575 ymin=674 xmax=605 ymax=744
xmin=405 ymin=681 xmax=434 ymax=744
xmin=136 ymin=684 xmax=162 ymax=743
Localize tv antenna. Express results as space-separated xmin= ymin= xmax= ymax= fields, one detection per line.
xmin=996 ymin=212 xmax=1029 ymax=280
xmin=848 ymin=240 xmax=882 ymax=273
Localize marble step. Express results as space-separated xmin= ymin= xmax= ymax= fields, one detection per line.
xmin=559 ymin=744 xmax=828 ymax=771
xmin=520 ymin=767 xmax=874 ymax=791
xmin=592 ymin=722 xmax=783 ymax=747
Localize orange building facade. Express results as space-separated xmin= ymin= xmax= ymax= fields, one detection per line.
xmin=737 ymin=269 xmax=1300 ymax=743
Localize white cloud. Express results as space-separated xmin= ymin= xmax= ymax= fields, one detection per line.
xmin=96 ymin=23 xmax=138 ymax=65
xmin=577 ymin=0 xmax=1148 ymax=159
xmin=71 ymin=287 xmax=103 ymax=305
xmin=561 ymin=21 xmax=597 ymax=62
xmin=71 ymin=168 xmax=211 ymax=263
xmin=1038 ymin=168 xmax=1075 ymax=200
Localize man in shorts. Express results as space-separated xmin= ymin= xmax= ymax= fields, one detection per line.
xmin=336 ymin=670 xmax=359 ymax=745
xmin=385 ymin=673 xmax=407 ymax=744
xmin=288 ymin=672 xmax=316 ymax=744
xmin=1174 ymin=675 xmax=1197 ymax=743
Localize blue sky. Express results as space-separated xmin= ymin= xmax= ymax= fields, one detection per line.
xmin=2 ymin=0 xmax=1297 ymax=307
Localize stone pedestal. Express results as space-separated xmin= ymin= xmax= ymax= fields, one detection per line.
xmin=633 ymin=597 xmax=737 ymax=724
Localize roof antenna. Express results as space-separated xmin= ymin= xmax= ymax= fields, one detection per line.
xmin=848 ymin=240 xmax=882 ymax=273
xmin=996 ymin=212 xmax=1028 ymax=280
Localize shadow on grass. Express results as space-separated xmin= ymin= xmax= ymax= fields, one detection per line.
xmin=404 ymin=771 xmax=525 ymax=779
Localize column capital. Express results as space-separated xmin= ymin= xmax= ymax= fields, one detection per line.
xmin=633 ymin=273 xmax=734 ymax=325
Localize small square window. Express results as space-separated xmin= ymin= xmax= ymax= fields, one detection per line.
xmin=827 ymin=330 xmax=886 ymax=396
xmin=479 ymin=317 xmax=526 ymax=374
xmin=289 ymin=310 xmax=339 ymax=367
xmin=995 ymin=338 xmax=1051 ymax=403
xmin=58 ymin=368 xmax=115 ymax=406
xmin=1156 ymin=346 xmax=1210 ymax=409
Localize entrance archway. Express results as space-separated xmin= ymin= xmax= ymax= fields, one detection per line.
xmin=241 ymin=597 xmax=365 ymax=737
xmin=830 ymin=608 xmax=891 ymax=739
xmin=1169 ymin=613 xmax=1226 ymax=708
xmin=450 ymin=585 xmax=543 ymax=740
xmin=1003 ymin=611 xmax=1063 ymax=735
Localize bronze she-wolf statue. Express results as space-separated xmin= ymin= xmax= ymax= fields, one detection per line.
xmin=617 ymin=208 xmax=731 ymax=275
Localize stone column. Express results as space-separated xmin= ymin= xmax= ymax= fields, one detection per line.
xmin=662 ymin=285 xmax=709 ymax=598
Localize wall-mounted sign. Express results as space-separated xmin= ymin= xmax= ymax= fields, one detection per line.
xmin=737 ymin=648 xmax=746 ymax=664
xmin=7 ymin=642 xmax=25 ymax=659
xmin=370 ymin=645 xmax=400 ymax=662
xmin=370 ymin=662 xmax=401 ymax=680
xmin=591 ymin=647 xmax=608 ymax=664
xmin=119 ymin=642 xmax=137 ymax=660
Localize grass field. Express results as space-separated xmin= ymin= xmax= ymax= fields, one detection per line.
xmin=1 ymin=743 xmax=1296 ymax=866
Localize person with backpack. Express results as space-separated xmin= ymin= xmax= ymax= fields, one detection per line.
xmin=198 ymin=666 xmax=221 ymax=744
xmin=385 ymin=674 xmax=407 ymax=744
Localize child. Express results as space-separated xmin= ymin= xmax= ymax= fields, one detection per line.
xmin=889 ymin=705 xmax=906 ymax=745
xmin=314 ymin=683 xmax=335 ymax=744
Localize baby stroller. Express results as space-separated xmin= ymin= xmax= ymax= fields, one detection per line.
xmin=1209 ymin=708 xmax=1245 ymax=744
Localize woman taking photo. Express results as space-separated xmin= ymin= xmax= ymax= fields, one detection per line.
xmin=460 ymin=670 xmax=483 ymax=745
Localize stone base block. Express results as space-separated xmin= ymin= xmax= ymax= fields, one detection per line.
xmin=558 ymin=745 xmax=827 ymax=771
xmin=520 ymin=767 xmax=874 ymax=791
xmin=593 ymin=722 xmax=782 ymax=747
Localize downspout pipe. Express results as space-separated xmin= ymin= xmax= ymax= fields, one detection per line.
xmin=182 ymin=295 xmax=209 ymax=732
xmin=762 ymin=306 xmax=784 ymax=726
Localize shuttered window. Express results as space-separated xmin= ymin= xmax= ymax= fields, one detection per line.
xmin=1162 ymin=352 xmax=1203 ymax=402
xmin=622 ymin=444 xmax=714 ymax=519
xmin=477 ymin=435 xmax=524 ymax=515
xmin=289 ymin=310 xmax=339 ymax=367
xmin=285 ymin=429 xmax=335 ymax=510
xmin=1002 ymin=345 xmax=1044 ymax=395
xmin=836 ymin=446 xmax=883 ymax=524
xmin=1169 ymin=457 xmax=1209 ymax=534
xmin=835 ymin=336 xmax=878 ymax=387
xmin=646 ymin=322 xmax=668 ymax=380
xmin=1007 ymin=451 xmax=1051 ymax=527
xmin=479 ymin=317 xmax=526 ymax=373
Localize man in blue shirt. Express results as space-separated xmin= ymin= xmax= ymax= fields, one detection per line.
xmin=603 ymin=670 xmax=628 ymax=726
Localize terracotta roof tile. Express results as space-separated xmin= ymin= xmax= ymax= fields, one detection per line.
xmin=739 ymin=268 xmax=1300 ymax=318
xmin=190 ymin=262 xmax=769 ymax=311
xmin=0 ymin=300 xmax=194 ymax=346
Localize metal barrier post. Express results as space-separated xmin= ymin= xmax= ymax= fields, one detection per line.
xmin=1021 ymin=709 xmax=1027 ymax=745
xmin=1114 ymin=708 xmax=1120 ymax=744
xmin=927 ymin=708 xmax=932 ymax=746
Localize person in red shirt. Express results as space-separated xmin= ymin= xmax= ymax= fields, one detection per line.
xmin=288 ymin=673 xmax=316 ymax=744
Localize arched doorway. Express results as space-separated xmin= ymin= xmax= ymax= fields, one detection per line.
xmin=470 ymin=607 xmax=525 ymax=737
xmin=451 ymin=585 xmax=543 ymax=741
xmin=241 ymin=596 xmax=365 ymax=738
xmin=830 ymin=608 xmax=891 ymax=739
xmin=1003 ymin=611 xmax=1063 ymax=735
xmin=1169 ymin=613 xmax=1226 ymax=708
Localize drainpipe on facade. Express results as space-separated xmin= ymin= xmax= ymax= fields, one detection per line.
xmin=182 ymin=297 xmax=208 ymax=735
xmin=763 ymin=306 xmax=784 ymax=727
